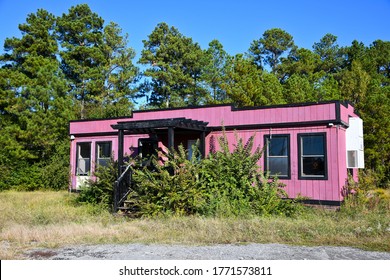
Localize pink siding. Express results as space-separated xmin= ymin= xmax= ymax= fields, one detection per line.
xmin=70 ymin=103 xmax=338 ymax=135
xmin=69 ymin=101 xmax=359 ymax=202
xmin=264 ymin=125 xmax=340 ymax=201
xmin=201 ymin=125 xmax=346 ymax=201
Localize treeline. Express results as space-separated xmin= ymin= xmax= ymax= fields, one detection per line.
xmin=0 ymin=4 xmax=389 ymax=190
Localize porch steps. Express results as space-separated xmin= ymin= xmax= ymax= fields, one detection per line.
xmin=116 ymin=198 xmax=140 ymax=217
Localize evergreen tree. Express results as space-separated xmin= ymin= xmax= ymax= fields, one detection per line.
xmin=202 ymin=39 xmax=230 ymax=103
xmin=95 ymin=22 xmax=139 ymax=118
xmin=282 ymin=74 xmax=315 ymax=103
xmin=0 ymin=5 xmax=138 ymax=190
xmin=139 ymin=22 xmax=207 ymax=108
xmin=343 ymin=40 xmax=367 ymax=70
xmin=57 ymin=4 xmax=106 ymax=119
xmin=0 ymin=9 xmax=72 ymax=190
xmin=313 ymin=34 xmax=344 ymax=74
xmin=249 ymin=28 xmax=295 ymax=72
xmin=278 ymin=47 xmax=321 ymax=82
xmin=221 ymin=55 xmax=284 ymax=107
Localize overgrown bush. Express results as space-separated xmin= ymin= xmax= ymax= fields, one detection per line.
xmin=41 ymin=154 xmax=70 ymax=190
xmin=132 ymin=132 xmax=300 ymax=217
xmin=132 ymin=145 xmax=208 ymax=216
xmin=75 ymin=159 xmax=116 ymax=209
xmin=198 ymin=132 xmax=298 ymax=217
xmin=0 ymin=140 xmax=70 ymax=191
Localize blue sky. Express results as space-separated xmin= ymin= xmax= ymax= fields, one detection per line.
xmin=0 ymin=0 xmax=389 ymax=59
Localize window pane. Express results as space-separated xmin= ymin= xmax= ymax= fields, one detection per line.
xmin=302 ymin=135 xmax=324 ymax=155
xmin=79 ymin=143 xmax=91 ymax=158
xmin=98 ymin=158 xmax=110 ymax=168
xmin=77 ymin=143 xmax=91 ymax=175
xmin=302 ymin=157 xmax=325 ymax=176
xmin=187 ymin=140 xmax=197 ymax=160
xmin=98 ymin=142 xmax=111 ymax=158
xmin=77 ymin=158 xmax=90 ymax=175
xmin=269 ymin=157 xmax=288 ymax=176
xmin=269 ymin=137 xmax=288 ymax=156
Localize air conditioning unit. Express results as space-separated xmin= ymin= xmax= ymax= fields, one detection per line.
xmin=346 ymin=117 xmax=365 ymax=168
xmin=347 ymin=150 xmax=358 ymax=168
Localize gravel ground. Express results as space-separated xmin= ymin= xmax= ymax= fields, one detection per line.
xmin=27 ymin=243 xmax=390 ymax=260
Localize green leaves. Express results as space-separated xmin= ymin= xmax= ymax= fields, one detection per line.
xmin=76 ymin=158 xmax=117 ymax=208
xmin=221 ymin=55 xmax=284 ymax=106
xmin=139 ymin=22 xmax=207 ymax=108
xmin=202 ymin=40 xmax=230 ymax=103
xmin=132 ymin=145 xmax=207 ymax=216
xmin=0 ymin=4 xmax=139 ymax=190
xmin=131 ymin=133 xmax=298 ymax=217
xmin=249 ymin=28 xmax=295 ymax=71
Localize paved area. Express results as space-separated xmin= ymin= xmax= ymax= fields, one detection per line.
xmin=27 ymin=243 xmax=390 ymax=260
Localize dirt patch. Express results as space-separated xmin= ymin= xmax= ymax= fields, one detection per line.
xmin=28 ymin=250 xmax=58 ymax=259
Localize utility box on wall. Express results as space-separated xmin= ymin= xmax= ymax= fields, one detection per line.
xmin=346 ymin=117 xmax=365 ymax=168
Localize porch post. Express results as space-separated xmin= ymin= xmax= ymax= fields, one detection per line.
xmin=200 ymin=130 xmax=206 ymax=158
xmin=118 ymin=129 xmax=124 ymax=176
xmin=168 ymin=127 xmax=175 ymax=152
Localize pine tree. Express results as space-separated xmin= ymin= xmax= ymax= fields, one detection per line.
xmin=57 ymin=4 xmax=106 ymax=119
xmin=139 ymin=22 xmax=207 ymax=108
xmin=249 ymin=28 xmax=295 ymax=72
xmin=202 ymin=39 xmax=230 ymax=103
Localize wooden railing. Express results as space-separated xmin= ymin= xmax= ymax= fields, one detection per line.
xmin=113 ymin=164 xmax=132 ymax=212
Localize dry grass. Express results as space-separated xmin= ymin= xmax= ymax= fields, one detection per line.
xmin=0 ymin=191 xmax=389 ymax=259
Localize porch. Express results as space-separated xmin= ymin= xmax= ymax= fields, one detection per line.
xmin=110 ymin=117 xmax=209 ymax=212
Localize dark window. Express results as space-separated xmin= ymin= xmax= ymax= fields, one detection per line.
xmin=298 ymin=133 xmax=327 ymax=179
xmin=96 ymin=142 xmax=111 ymax=168
xmin=264 ymin=135 xmax=290 ymax=178
xmin=139 ymin=138 xmax=158 ymax=166
xmin=76 ymin=142 xmax=91 ymax=175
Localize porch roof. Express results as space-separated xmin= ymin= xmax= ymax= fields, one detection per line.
xmin=111 ymin=117 xmax=209 ymax=133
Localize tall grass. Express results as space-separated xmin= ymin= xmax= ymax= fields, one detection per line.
xmin=1 ymin=191 xmax=389 ymax=259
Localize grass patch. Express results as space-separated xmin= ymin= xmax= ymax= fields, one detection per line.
xmin=0 ymin=191 xmax=389 ymax=259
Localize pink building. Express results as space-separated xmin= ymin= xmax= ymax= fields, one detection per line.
xmin=69 ymin=101 xmax=364 ymax=208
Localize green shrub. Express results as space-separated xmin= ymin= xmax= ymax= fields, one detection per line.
xmin=75 ymin=159 xmax=116 ymax=209
xmin=132 ymin=145 xmax=208 ymax=216
xmin=2 ymin=163 xmax=44 ymax=191
xmin=198 ymin=132 xmax=298 ymax=217
xmin=41 ymin=154 xmax=70 ymax=190
xmin=132 ymin=132 xmax=300 ymax=217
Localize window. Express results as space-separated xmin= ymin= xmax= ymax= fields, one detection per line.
xmin=139 ymin=138 xmax=158 ymax=166
xmin=298 ymin=133 xmax=327 ymax=179
xmin=264 ymin=135 xmax=290 ymax=178
xmin=76 ymin=142 xmax=91 ymax=175
xmin=187 ymin=140 xmax=198 ymax=160
xmin=96 ymin=142 xmax=112 ymax=168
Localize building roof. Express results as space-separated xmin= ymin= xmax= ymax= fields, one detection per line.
xmin=111 ymin=117 xmax=209 ymax=133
